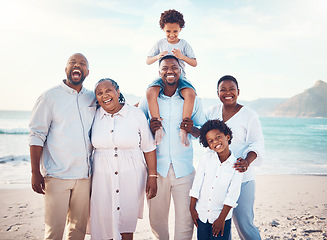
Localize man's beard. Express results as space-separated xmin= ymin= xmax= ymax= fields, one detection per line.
xmin=67 ymin=72 xmax=86 ymax=86
xmin=163 ymin=75 xmax=178 ymax=86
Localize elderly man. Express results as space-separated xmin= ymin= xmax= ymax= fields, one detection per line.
xmin=139 ymin=55 xmax=206 ymax=240
xmin=29 ymin=53 xmax=96 ymax=240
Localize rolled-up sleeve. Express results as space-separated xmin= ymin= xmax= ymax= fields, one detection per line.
xmin=29 ymin=94 xmax=52 ymax=147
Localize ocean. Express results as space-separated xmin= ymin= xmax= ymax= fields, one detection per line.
xmin=0 ymin=110 xmax=327 ymax=187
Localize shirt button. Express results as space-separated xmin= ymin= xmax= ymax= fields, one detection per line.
xmin=212 ymin=187 xmax=214 ymax=189
xmin=209 ymin=199 xmax=211 ymax=201
xmin=117 ymin=207 xmax=120 ymax=210
xmin=114 ymin=154 xmax=118 ymax=157
xmin=208 ymin=210 xmax=210 ymax=212
xmin=115 ymin=171 xmax=118 ymax=175
xmin=110 ymin=130 xmax=114 ymax=133
xmin=114 ymin=147 xmax=118 ymax=151
xmin=116 ymin=189 xmax=119 ymax=193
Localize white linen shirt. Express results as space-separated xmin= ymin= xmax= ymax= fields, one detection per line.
xmin=189 ymin=150 xmax=242 ymax=223
xmin=29 ymin=80 xmax=96 ymax=179
xmin=205 ymin=104 xmax=265 ymax=182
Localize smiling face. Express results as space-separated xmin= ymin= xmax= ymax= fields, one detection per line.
xmin=163 ymin=23 xmax=182 ymax=44
xmin=206 ymin=129 xmax=230 ymax=156
xmin=65 ymin=53 xmax=89 ymax=87
xmin=217 ymin=80 xmax=240 ymax=106
xmin=95 ymin=80 xmax=122 ymax=114
xmin=159 ymin=58 xmax=181 ymax=88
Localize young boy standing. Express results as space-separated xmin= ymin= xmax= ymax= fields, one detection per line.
xmin=146 ymin=9 xmax=197 ymax=146
xmin=190 ymin=120 xmax=243 ymax=240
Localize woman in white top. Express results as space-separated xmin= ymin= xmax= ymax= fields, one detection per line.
xmin=205 ymin=75 xmax=264 ymax=240
xmin=89 ymin=78 xmax=157 ymax=240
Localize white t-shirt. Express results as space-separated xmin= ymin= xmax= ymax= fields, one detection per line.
xmin=148 ymin=38 xmax=196 ymax=76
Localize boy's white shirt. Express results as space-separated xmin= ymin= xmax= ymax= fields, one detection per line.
xmin=189 ymin=150 xmax=243 ymax=224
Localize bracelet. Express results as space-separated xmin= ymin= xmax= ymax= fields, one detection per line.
xmin=149 ymin=175 xmax=158 ymax=178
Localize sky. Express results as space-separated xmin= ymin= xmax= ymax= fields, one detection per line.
xmin=0 ymin=0 xmax=326 ymax=110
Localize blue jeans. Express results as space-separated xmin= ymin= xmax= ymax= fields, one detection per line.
xmin=230 ymin=180 xmax=261 ymax=240
xmin=197 ymin=218 xmax=231 ymax=240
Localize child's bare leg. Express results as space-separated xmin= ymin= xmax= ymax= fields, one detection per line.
xmin=180 ymin=88 xmax=196 ymax=147
xmin=146 ymin=86 xmax=161 ymax=119
xmin=146 ymin=86 xmax=164 ymax=145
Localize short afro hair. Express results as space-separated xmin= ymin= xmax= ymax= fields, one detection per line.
xmin=159 ymin=55 xmax=181 ymax=66
xmin=159 ymin=9 xmax=185 ymax=29
xmin=217 ymin=75 xmax=239 ymax=90
xmin=199 ymin=119 xmax=233 ymax=148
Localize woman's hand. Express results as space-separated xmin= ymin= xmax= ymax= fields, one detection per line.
xmin=146 ymin=176 xmax=157 ymax=199
xmin=234 ymin=157 xmax=249 ymax=173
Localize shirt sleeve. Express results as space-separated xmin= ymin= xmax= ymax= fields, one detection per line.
xmin=136 ymin=108 xmax=156 ymax=153
xmin=191 ymin=97 xmax=206 ymax=127
xmin=189 ymin=155 xmax=206 ymax=199
xmin=244 ymin=114 xmax=265 ymax=166
xmin=223 ymin=170 xmax=243 ymax=208
xmin=148 ymin=40 xmax=160 ymax=57
xmin=184 ymin=41 xmax=196 ymax=59
xmin=28 ymin=93 xmax=52 ymax=147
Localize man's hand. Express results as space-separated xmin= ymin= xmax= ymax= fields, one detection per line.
xmin=150 ymin=118 xmax=162 ymax=135
xmin=180 ymin=118 xmax=193 ymax=133
xmin=31 ymin=171 xmax=45 ymax=194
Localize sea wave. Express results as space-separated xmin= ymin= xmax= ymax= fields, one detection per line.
xmin=309 ymin=124 xmax=327 ymax=130
xmin=0 ymin=127 xmax=29 ymax=135
xmin=0 ymin=155 xmax=30 ymax=164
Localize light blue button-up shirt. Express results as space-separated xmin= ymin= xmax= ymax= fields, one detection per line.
xmin=139 ymin=91 xmax=206 ymax=178
xmin=29 ymin=80 xmax=96 ymax=179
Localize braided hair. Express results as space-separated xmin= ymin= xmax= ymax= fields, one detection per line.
xmin=94 ymin=78 xmax=126 ymax=105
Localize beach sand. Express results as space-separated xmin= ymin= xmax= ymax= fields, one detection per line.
xmin=0 ymin=175 xmax=326 ymax=240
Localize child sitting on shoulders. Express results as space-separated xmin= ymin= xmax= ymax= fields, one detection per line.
xmin=146 ymin=9 xmax=197 ymax=146
xmin=190 ymin=119 xmax=243 ymax=240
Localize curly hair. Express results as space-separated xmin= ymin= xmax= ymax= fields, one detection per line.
xmin=159 ymin=9 xmax=185 ymax=29
xmin=199 ymin=119 xmax=233 ymax=148
xmin=94 ymin=78 xmax=126 ymax=104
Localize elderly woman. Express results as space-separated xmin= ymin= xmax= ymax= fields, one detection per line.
xmin=205 ymin=75 xmax=264 ymax=240
xmin=89 ymin=78 xmax=157 ymax=240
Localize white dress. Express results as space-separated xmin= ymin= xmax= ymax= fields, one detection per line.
xmin=90 ymin=104 xmax=156 ymax=240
